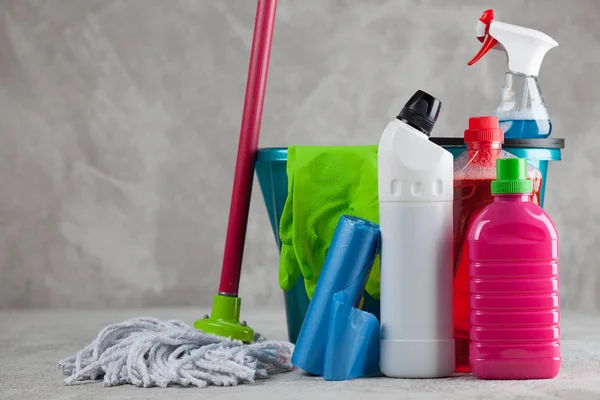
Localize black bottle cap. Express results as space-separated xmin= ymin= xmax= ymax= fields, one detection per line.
xmin=396 ymin=90 xmax=442 ymax=136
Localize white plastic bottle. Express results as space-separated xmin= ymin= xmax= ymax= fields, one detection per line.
xmin=378 ymin=90 xmax=455 ymax=378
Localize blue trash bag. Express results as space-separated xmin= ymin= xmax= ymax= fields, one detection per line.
xmin=291 ymin=215 xmax=381 ymax=380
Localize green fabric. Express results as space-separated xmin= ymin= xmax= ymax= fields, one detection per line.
xmin=278 ymin=145 xmax=380 ymax=300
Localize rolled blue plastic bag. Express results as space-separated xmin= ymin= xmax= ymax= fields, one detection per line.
xmin=291 ymin=215 xmax=381 ymax=380
xmin=323 ymin=277 xmax=381 ymax=380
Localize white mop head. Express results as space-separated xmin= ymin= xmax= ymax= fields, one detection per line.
xmin=57 ymin=317 xmax=295 ymax=388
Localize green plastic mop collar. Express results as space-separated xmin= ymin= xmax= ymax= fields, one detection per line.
xmin=194 ymin=294 xmax=255 ymax=342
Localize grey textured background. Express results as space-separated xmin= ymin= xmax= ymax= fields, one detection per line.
xmin=0 ymin=0 xmax=598 ymax=312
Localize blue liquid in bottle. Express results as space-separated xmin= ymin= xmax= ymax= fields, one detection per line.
xmin=499 ymin=119 xmax=552 ymax=139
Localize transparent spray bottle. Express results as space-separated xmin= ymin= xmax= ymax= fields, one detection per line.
xmin=468 ymin=9 xmax=558 ymax=139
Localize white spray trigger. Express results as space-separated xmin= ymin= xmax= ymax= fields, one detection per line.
xmin=467 ymin=9 xmax=558 ymax=77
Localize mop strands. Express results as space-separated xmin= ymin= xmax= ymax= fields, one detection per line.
xmin=57 ymin=317 xmax=294 ymax=388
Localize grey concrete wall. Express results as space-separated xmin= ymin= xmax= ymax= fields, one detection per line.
xmin=0 ymin=0 xmax=598 ymax=312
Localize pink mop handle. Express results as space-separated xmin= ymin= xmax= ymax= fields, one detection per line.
xmin=219 ymin=0 xmax=278 ymax=296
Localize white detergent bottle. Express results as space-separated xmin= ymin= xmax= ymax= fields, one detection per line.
xmin=378 ymin=90 xmax=454 ymax=378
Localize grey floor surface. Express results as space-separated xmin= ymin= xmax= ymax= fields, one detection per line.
xmin=1 ymin=307 xmax=599 ymax=400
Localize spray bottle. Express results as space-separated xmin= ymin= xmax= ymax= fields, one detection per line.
xmin=378 ymin=90 xmax=454 ymax=378
xmin=468 ymin=9 xmax=558 ymax=139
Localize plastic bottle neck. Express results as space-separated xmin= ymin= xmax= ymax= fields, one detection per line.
xmin=503 ymin=72 xmax=539 ymax=90
xmin=466 ymin=141 xmax=502 ymax=151
xmin=493 ymin=193 xmax=532 ymax=202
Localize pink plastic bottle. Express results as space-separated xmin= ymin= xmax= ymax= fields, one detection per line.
xmin=468 ymin=158 xmax=560 ymax=380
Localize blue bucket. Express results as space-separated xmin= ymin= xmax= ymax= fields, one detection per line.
xmin=255 ymin=138 xmax=564 ymax=343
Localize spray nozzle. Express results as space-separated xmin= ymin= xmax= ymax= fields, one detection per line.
xmin=475 ymin=9 xmax=495 ymax=42
xmin=468 ymin=9 xmax=499 ymax=66
xmin=467 ymin=9 xmax=558 ymax=77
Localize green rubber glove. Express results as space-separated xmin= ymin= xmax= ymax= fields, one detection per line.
xmin=278 ymin=145 xmax=380 ymax=300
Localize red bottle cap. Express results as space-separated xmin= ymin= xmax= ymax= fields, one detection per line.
xmin=464 ymin=116 xmax=504 ymax=143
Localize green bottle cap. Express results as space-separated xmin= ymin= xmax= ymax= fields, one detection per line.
xmin=491 ymin=158 xmax=533 ymax=194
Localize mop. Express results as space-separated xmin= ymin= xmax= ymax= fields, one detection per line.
xmin=57 ymin=0 xmax=294 ymax=388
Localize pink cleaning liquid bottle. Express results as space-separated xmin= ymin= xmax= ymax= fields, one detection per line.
xmin=468 ymin=157 xmax=560 ymax=380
